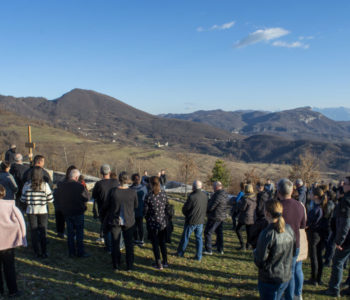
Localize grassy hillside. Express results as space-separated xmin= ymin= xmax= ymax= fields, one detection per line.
xmin=0 ymin=110 xmax=296 ymax=190
xmin=12 ymin=200 xmax=342 ymax=300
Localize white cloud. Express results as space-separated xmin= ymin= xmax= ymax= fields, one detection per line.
xmin=272 ymin=40 xmax=310 ymax=49
xmin=197 ymin=21 xmax=235 ymax=32
xmin=210 ymin=21 xmax=235 ymax=31
xmin=234 ymin=27 xmax=290 ymax=48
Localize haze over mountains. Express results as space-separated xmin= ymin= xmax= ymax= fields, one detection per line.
xmin=1 ymin=89 xmax=350 ymax=172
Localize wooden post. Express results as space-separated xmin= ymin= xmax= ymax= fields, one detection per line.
xmin=25 ymin=126 xmax=35 ymax=162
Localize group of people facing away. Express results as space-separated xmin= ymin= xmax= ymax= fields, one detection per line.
xmin=1 ymin=146 xmax=350 ymax=299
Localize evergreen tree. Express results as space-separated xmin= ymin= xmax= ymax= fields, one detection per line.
xmin=210 ymin=159 xmax=230 ymax=188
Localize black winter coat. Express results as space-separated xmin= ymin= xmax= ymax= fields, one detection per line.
xmin=207 ymin=189 xmax=228 ymax=222
xmin=182 ymin=189 xmax=208 ymax=225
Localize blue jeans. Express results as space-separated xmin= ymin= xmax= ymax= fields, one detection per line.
xmin=177 ymin=224 xmax=203 ymax=260
xmin=294 ymin=260 xmax=303 ymax=296
xmin=258 ymin=281 xmax=289 ymax=300
xmin=329 ymin=246 xmax=350 ymax=293
xmin=204 ymin=220 xmax=223 ymax=253
xmin=284 ymin=248 xmax=300 ymax=300
xmin=65 ymin=215 xmax=85 ymax=256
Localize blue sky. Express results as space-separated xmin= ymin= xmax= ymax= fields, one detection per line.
xmin=0 ymin=0 xmax=349 ymax=114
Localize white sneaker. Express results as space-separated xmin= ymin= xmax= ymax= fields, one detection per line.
xmin=96 ymin=237 xmax=105 ymax=244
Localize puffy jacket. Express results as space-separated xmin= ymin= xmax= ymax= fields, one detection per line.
xmin=238 ymin=194 xmax=257 ymax=225
xmin=207 ymin=189 xmax=228 ymax=221
xmin=254 ymin=223 xmax=296 ymax=284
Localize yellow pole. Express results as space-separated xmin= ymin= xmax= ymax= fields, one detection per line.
xmin=28 ymin=126 xmax=33 ymax=162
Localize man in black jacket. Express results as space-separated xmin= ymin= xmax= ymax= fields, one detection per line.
xmin=55 ymin=169 xmax=90 ymax=258
xmin=5 ymin=145 xmax=16 ymax=165
xmin=177 ymin=180 xmax=208 ymax=261
xmin=92 ymin=164 xmax=119 ymax=245
xmin=9 ymin=153 xmax=29 ymax=209
xmin=326 ymin=176 xmax=350 ymax=297
xmin=22 ymin=155 xmax=53 ymax=188
xmin=203 ymin=181 xmax=228 ymax=255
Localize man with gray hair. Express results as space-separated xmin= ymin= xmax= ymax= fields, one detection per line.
xmin=278 ymin=178 xmax=306 ymax=300
xmin=5 ymin=144 xmax=16 ymax=164
xmin=177 ymin=180 xmax=208 ymax=261
xmin=9 ymin=153 xmax=29 ymax=209
xmin=92 ymin=164 xmax=119 ymax=245
xmin=204 ymin=181 xmax=229 ymax=255
xmin=55 ymin=168 xmax=90 ymax=258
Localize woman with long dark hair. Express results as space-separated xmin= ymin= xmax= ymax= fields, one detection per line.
xmin=144 ymin=176 xmax=169 ymax=269
xmin=254 ymin=199 xmax=296 ymax=300
xmin=21 ymin=166 xmax=53 ymax=258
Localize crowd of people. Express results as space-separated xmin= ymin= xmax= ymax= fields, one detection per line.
xmin=0 ymin=144 xmax=350 ymax=299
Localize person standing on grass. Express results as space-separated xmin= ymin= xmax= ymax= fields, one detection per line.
xmin=254 ymin=199 xmax=296 ymax=300
xmin=92 ymin=164 xmax=119 ymax=246
xmin=21 ymin=166 xmax=53 ymax=258
xmin=103 ymin=172 xmax=138 ymax=271
xmin=177 ymin=180 xmax=208 ymax=261
xmin=144 ymin=176 xmax=170 ymax=269
xmin=0 ymin=162 xmax=17 ymax=201
xmin=305 ymin=187 xmax=328 ymax=287
xmin=55 ymin=169 xmax=90 ymax=258
xmin=159 ymin=169 xmax=167 ymax=190
xmin=325 ymin=176 xmax=350 ymax=297
xmin=0 ymin=184 xmax=27 ymax=298
xmin=277 ymin=178 xmax=306 ymax=300
xmin=236 ymin=183 xmax=257 ymax=251
xmin=54 ymin=165 xmax=77 ymax=239
xmin=203 ymin=181 xmax=228 ymax=255
xmin=130 ymin=173 xmax=148 ymax=246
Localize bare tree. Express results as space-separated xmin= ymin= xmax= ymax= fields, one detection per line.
xmin=289 ymin=151 xmax=320 ymax=187
xmin=177 ymin=153 xmax=198 ymax=196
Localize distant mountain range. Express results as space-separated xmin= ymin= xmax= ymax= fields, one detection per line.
xmin=1 ymin=89 xmax=350 ymax=172
xmin=313 ymin=107 xmax=350 ymax=121
xmin=162 ymin=107 xmax=350 ymax=143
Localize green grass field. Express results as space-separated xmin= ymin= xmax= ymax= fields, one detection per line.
xmin=7 ymin=197 xmax=345 ymax=300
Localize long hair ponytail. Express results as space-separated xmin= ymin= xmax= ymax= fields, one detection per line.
xmin=313 ymin=187 xmax=328 ymax=214
xmin=265 ymin=199 xmax=285 ymax=233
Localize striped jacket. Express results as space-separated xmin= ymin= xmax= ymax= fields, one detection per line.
xmin=21 ymin=182 xmax=54 ymax=214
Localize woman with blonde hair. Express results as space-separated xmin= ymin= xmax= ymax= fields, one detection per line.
xmin=254 ymin=199 xmax=296 ymax=300
xmin=236 ymin=183 xmax=257 ymax=250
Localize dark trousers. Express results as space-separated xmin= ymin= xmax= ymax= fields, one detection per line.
xmin=236 ymin=222 xmax=253 ymax=247
xmin=150 ymin=228 xmax=167 ymax=264
xmin=28 ymin=214 xmax=48 ymax=255
xmin=111 ymin=225 xmax=134 ymax=270
xmin=0 ymin=249 xmax=17 ymax=295
xmin=55 ymin=210 xmax=65 ymax=235
xmin=134 ymin=217 xmax=144 ymax=242
xmin=308 ymin=230 xmax=325 ymax=282
xmin=324 ymin=231 xmax=336 ymax=264
xmin=65 ymin=215 xmax=85 ymax=256
xmin=204 ymin=220 xmax=223 ymax=252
